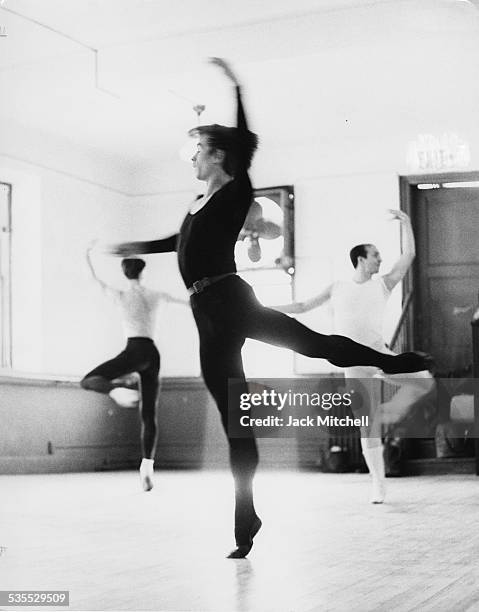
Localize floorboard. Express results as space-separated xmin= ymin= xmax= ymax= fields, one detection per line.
xmin=1 ymin=470 xmax=478 ymax=612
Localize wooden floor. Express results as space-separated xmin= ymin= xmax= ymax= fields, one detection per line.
xmin=1 ymin=469 xmax=479 ymax=612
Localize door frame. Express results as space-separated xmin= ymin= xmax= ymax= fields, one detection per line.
xmin=399 ymin=171 xmax=479 ymax=351
xmin=0 ymin=181 xmax=12 ymax=369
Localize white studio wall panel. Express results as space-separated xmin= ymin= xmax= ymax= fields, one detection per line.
xmin=0 ymin=150 xmax=132 ymax=376
xmin=0 ymin=162 xmax=42 ymax=373
xmin=126 ymin=192 xmax=200 ymax=377
xmin=40 ymin=173 xmax=132 ymax=376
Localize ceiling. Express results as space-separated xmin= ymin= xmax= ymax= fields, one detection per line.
xmin=1 ymin=0 xmax=479 ymax=171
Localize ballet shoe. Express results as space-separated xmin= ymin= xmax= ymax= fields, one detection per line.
xmin=139 ymin=460 xmax=154 ymax=492
xmin=108 ymin=388 xmax=140 ymax=408
xmin=227 ymin=516 xmax=262 ymax=559
xmin=370 ymin=479 xmax=386 ymax=504
xmin=382 ymin=351 xmax=433 ymax=375
xmin=140 ymin=473 xmax=153 ymax=492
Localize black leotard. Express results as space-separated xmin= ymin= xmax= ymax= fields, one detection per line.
xmin=135 ymin=86 xmax=250 ymax=289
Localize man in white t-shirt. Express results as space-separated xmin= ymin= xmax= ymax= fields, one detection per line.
xmin=81 ymin=244 xmax=186 ymax=492
xmin=274 ymin=210 xmax=433 ymax=503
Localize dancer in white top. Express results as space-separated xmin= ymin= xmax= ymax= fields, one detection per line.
xmin=81 ymin=244 xmax=186 ymax=491
xmin=274 ymin=210 xmax=434 ymax=503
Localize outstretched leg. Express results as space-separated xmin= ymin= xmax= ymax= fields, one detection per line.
xmin=241 ymin=301 xmax=429 ymax=374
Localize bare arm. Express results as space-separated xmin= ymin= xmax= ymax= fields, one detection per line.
xmin=209 ymin=57 xmax=240 ymax=87
xmin=273 ymin=284 xmax=333 ymax=314
xmin=209 ymin=58 xmax=245 ymax=132
xmin=209 ymin=57 xmax=257 ymax=179
xmin=160 ymin=292 xmax=189 ymax=307
xmin=86 ymin=244 xmax=116 ymax=294
xmin=107 ymin=234 xmax=179 ymax=257
xmin=382 ymin=210 xmax=415 ymax=291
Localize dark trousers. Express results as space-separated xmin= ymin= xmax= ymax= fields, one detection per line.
xmin=81 ymin=337 xmax=160 ymax=458
xmin=191 ymin=275 xmax=403 ymax=544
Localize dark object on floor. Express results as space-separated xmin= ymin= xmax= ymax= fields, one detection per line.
xmin=384 ymin=435 xmax=407 ymax=477
xmin=323 ymin=446 xmax=351 ymax=473
xmin=435 ymin=422 xmax=475 ymax=459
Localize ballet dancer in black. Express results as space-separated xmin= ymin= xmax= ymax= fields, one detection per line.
xmin=109 ymin=57 xmax=430 ymax=557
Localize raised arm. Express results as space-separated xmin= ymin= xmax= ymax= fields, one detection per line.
xmin=107 ymin=234 xmax=179 ymax=257
xmin=382 ymin=210 xmax=415 ymax=291
xmin=209 ymin=57 xmax=257 ymax=174
xmin=86 ymin=243 xmax=116 ymax=295
xmin=209 ymin=58 xmax=242 ymax=123
xmin=272 ymin=285 xmax=333 ymax=314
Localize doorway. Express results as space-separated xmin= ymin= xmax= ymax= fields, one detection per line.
xmin=399 ymin=172 xmax=479 ymax=465
xmin=400 ymin=172 xmax=479 ymax=374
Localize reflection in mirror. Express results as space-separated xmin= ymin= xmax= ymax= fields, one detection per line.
xmin=235 ymin=185 xmax=294 ymax=274
xmin=237 ymin=185 xmax=295 ymax=376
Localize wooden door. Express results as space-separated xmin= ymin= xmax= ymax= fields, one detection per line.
xmin=413 ymin=185 xmax=479 ymax=373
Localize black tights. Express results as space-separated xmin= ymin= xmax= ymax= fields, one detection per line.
xmin=192 ymin=276 xmax=425 ymax=544
xmin=80 ymin=337 xmax=160 ymax=458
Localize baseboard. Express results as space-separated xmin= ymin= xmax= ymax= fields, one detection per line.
xmin=404 ymin=457 xmax=476 ymax=475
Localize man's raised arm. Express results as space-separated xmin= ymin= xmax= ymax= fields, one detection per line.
xmin=86 ymin=242 xmax=118 ymax=296
xmin=209 ymin=57 xmax=258 ymax=177
xmin=382 ymin=210 xmax=415 ymax=292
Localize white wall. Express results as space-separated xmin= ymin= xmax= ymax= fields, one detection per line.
xmin=125 ymin=191 xmax=200 ymax=377
xmin=3 ymin=68 xmax=479 ymax=377
xmin=39 ymin=173 xmax=133 ymax=375
xmin=0 ymin=123 xmax=135 ymax=375
xmin=1 ymin=140 xmax=201 ymax=377
xmin=0 ymin=162 xmax=42 ymax=372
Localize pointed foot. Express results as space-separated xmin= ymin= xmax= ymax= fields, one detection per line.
xmin=227 ymin=516 xmax=262 ymax=559
xmin=141 ymin=474 xmax=154 ymax=492
xmin=370 ymin=479 xmax=386 ymax=504
xmin=139 ymin=459 xmax=154 ymax=492
xmin=383 ymin=351 xmax=433 ymax=375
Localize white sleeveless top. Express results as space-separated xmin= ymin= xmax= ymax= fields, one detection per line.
xmin=113 ymin=285 xmax=161 ymax=339
xmin=331 ymin=277 xmax=390 ymax=351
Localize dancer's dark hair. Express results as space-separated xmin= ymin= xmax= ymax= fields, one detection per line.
xmin=188 ymin=124 xmax=258 ymax=177
xmin=349 ymin=244 xmax=373 ymax=268
xmin=121 ymin=258 xmax=146 ymax=279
